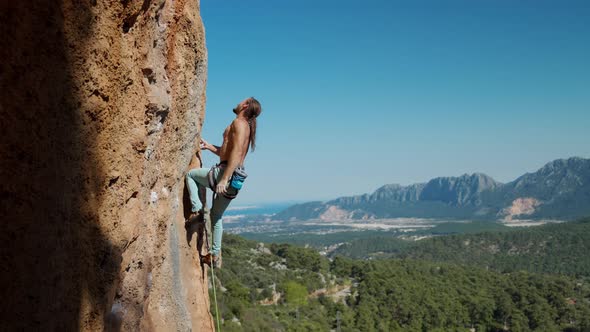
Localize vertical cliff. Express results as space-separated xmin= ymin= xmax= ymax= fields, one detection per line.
xmin=0 ymin=0 xmax=213 ymax=330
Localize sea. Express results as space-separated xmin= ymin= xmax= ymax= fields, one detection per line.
xmin=223 ymin=201 xmax=295 ymax=217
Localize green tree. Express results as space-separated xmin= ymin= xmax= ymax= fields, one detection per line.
xmin=284 ymin=281 xmax=308 ymax=307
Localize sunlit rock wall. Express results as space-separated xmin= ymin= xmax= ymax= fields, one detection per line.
xmin=0 ymin=0 xmax=213 ymax=330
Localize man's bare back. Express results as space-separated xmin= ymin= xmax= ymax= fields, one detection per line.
xmin=186 ymin=97 xmax=262 ymax=267
xmin=200 ymin=98 xmax=260 ymax=196
xmin=219 ymin=119 xmax=250 ymax=166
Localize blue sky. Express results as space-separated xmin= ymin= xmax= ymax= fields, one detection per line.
xmin=199 ymin=0 xmax=590 ymax=205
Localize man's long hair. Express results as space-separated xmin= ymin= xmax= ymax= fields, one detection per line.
xmin=245 ymin=97 xmax=262 ymax=152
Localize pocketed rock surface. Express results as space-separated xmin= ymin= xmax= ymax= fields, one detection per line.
xmin=0 ymin=0 xmax=213 ymax=330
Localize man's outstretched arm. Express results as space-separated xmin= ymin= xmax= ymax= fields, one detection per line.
xmin=216 ymin=119 xmax=248 ymax=195
xmin=200 ymin=138 xmax=221 ymax=156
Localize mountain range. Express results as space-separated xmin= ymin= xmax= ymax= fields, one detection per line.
xmin=274 ymin=157 xmax=590 ymax=221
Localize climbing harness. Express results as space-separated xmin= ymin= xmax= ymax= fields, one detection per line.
xmin=207 ymin=161 xmax=248 ymax=200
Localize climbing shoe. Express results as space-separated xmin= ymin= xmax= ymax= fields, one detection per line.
xmin=202 ymin=252 xmax=222 ymax=269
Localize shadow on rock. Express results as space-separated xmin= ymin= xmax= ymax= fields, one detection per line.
xmin=0 ymin=1 xmax=120 ymax=330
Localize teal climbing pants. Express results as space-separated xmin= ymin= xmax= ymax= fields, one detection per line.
xmin=185 ymin=166 xmax=238 ymax=256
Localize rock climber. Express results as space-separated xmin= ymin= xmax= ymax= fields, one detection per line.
xmin=185 ymin=97 xmax=262 ymax=268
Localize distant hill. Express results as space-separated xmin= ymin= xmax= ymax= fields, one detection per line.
xmin=275 ymin=157 xmax=590 ymax=221
xmin=333 ymin=218 xmax=590 ymax=277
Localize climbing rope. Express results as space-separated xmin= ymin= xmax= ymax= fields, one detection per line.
xmin=210 ymin=264 xmax=221 ymax=332
xmin=203 ymin=211 xmax=222 ymax=332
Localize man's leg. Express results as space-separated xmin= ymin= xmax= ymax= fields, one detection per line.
xmin=209 ymin=193 xmax=232 ymax=256
xmin=185 ymin=168 xmax=210 ymax=213
xmin=209 ymin=165 xmax=239 ymax=257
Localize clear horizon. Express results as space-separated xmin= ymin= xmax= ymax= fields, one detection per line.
xmin=200 ymin=0 xmax=590 ymax=205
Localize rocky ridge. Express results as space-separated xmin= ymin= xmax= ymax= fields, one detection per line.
xmin=276 ymin=157 xmax=590 ymax=221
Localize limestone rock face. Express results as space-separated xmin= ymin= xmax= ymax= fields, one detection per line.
xmin=0 ymin=0 xmax=213 ymax=330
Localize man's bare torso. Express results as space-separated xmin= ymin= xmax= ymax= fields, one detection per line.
xmin=219 ymin=119 xmax=250 ymax=165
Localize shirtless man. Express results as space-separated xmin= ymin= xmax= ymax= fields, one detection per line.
xmin=185 ymin=97 xmax=262 ymax=268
